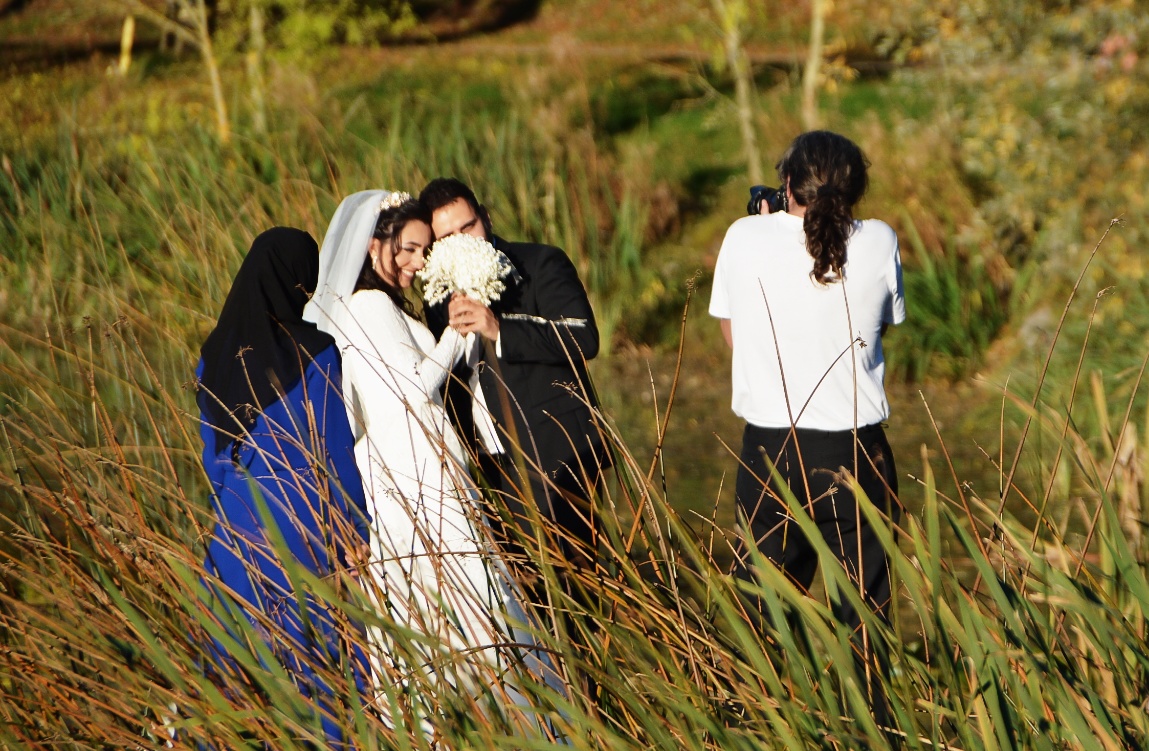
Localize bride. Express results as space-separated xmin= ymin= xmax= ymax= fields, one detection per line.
xmin=303 ymin=190 xmax=506 ymax=690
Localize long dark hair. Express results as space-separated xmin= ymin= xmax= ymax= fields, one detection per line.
xmin=776 ymin=131 xmax=869 ymax=285
xmin=353 ymin=198 xmax=432 ymax=317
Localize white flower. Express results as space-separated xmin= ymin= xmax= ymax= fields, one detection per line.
xmin=418 ymin=234 xmax=513 ymax=306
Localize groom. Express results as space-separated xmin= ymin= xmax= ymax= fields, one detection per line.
xmin=418 ymin=177 xmax=611 ymax=572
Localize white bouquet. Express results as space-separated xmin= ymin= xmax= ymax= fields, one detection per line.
xmin=418 ymin=234 xmax=514 ymax=306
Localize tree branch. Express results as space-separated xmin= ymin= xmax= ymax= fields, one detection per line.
xmin=103 ymin=0 xmax=201 ymax=49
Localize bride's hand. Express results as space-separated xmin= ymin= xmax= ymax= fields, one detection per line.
xmin=448 ymin=293 xmax=500 ymax=341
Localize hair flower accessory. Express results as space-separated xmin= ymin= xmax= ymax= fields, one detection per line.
xmin=418 ymin=234 xmax=514 ymax=307
xmin=379 ymin=191 xmax=412 ymax=211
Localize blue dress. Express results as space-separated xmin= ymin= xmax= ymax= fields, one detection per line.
xmin=198 ymin=344 xmax=369 ymax=744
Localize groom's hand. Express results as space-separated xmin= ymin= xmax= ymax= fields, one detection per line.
xmin=449 ymin=293 xmax=500 ymax=341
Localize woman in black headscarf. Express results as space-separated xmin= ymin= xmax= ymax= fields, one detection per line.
xmin=196 ymin=227 xmax=370 ymax=747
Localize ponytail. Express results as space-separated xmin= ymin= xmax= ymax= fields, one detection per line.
xmin=804 ymin=184 xmax=851 ymax=283
xmin=775 ymin=131 xmax=869 ymax=285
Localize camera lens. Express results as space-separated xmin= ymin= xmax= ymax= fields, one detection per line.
xmin=747 ymin=186 xmax=768 ymax=215
xmin=764 ymin=187 xmax=786 ymax=214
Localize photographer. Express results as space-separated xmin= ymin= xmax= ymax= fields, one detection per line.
xmin=710 ymin=131 xmax=905 ymax=732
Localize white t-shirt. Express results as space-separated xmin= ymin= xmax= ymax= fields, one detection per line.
xmin=709 ymin=211 xmax=905 ymax=431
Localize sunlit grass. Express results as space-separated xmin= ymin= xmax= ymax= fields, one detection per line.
xmin=5 ymin=251 xmax=1149 ymax=748
xmin=6 ymin=36 xmax=1149 ymax=749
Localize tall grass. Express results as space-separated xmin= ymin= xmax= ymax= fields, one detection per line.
xmin=6 ymin=51 xmax=1149 ymax=749
xmin=883 ymin=211 xmax=1014 ymax=383
xmin=0 ymin=61 xmax=659 ymax=363
xmin=4 ymin=212 xmax=1149 ymax=748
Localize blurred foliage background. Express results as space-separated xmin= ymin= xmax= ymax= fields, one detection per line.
xmin=2 ymin=0 xmax=1148 ymax=519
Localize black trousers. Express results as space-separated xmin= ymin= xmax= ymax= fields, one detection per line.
xmin=477 ymin=450 xmax=600 ymax=574
xmin=477 ymin=451 xmax=605 ymax=707
xmin=735 ymin=422 xmax=899 ymax=624
xmin=735 ymin=422 xmax=901 ymax=732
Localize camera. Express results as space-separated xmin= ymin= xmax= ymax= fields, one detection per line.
xmin=747 ymin=185 xmax=787 ymax=215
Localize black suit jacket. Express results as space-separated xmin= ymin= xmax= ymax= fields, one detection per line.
xmin=429 ymin=237 xmax=610 ymax=490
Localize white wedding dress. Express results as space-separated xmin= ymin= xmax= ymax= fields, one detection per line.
xmin=304 ymin=192 xmax=549 ymax=736
xmin=337 ymin=289 xmax=504 ymax=669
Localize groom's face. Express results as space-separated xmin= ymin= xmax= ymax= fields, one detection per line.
xmin=430 ymin=198 xmax=489 ymax=242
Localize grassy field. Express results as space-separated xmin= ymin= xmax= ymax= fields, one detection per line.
xmin=3 ymin=1 xmax=1149 ymax=747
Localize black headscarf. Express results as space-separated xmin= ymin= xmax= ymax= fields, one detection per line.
xmin=198 ymin=227 xmax=336 ymax=456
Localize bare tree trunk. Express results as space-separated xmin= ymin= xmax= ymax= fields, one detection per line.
xmin=160 ymin=1 xmax=181 ymax=53
xmin=247 ymin=3 xmax=267 ymax=135
xmin=193 ymin=0 xmax=230 ymax=143
xmin=802 ymin=0 xmax=826 ymax=130
xmin=117 ymin=15 xmax=135 ymax=75
xmin=711 ymin=0 xmax=763 ymax=184
xmin=111 ymin=0 xmax=195 ymax=53
xmin=105 ymin=0 xmax=229 ymax=142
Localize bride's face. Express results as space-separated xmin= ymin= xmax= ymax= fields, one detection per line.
xmin=370 ymin=220 xmax=432 ymax=289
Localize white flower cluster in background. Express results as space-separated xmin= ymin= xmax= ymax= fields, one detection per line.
xmin=418 ymin=234 xmax=513 ymax=306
